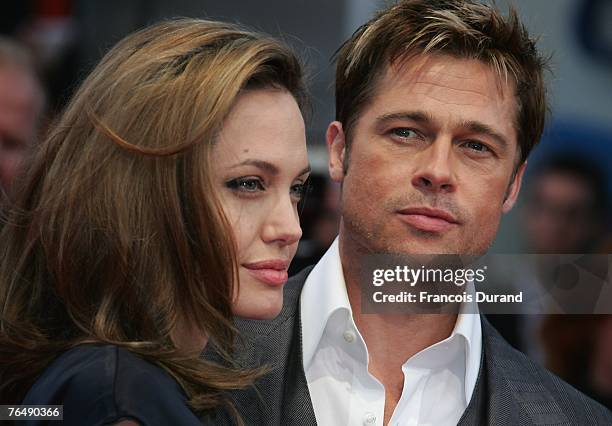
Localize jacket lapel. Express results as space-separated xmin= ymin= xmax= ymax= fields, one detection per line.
xmin=467 ymin=318 xmax=569 ymax=425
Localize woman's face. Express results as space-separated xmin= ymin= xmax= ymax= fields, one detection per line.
xmin=212 ymin=89 xmax=309 ymax=319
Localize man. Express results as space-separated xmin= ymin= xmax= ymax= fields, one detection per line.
xmin=0 ymin=37 xmax=44 ymax=198
xmin=215 ymin=1 xmax=612 ymax=424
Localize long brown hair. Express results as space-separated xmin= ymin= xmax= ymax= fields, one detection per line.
xmin=0 ymin=18 xmax=305 ymax=418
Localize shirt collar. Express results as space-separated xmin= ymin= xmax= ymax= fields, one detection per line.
xmin=300 ymin=238 xmax=348 ymax=369
xmin=452 ymin=289 xmax=482 ymax=402
xmin=300 ymin=236 xmax=482 ymax=402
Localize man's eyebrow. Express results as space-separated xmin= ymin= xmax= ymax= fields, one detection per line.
xmin=459 ymin=120 xmax=509 ymax=150
xmin=375 ymin=111 xmax=434 ymax=126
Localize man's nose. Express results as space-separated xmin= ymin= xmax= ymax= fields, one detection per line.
xmin=411 ymin=139 xmax=456 ymax=194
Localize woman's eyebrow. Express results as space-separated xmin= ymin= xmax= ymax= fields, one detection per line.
xmin=230 ymin=161 xmax=311 ymax=178
xmin=229 ymin=159 xmax=279 ymax=175
xmin=297 ymin=165 xmax=311 ymax=176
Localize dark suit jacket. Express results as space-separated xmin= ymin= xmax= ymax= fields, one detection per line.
xmin=212 ymin=266 xmax=612 ymax=425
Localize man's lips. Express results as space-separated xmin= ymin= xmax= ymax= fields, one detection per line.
xmin=396 ymin=207 xmax=459 ymax=233
xmin=242 ymin=259 xmax=290 ymax=286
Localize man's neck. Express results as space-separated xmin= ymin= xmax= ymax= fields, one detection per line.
xmin=339 ymin=231 xmax=457 ymax=423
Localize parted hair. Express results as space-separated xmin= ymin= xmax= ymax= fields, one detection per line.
xmin=0 ymin=18 xmax=305 ymax=420
xmin=335 ymin=0 xmax=548 ymax=164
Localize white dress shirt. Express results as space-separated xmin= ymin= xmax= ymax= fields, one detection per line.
xmin=300 ymin=239 xmax=482 ymax=426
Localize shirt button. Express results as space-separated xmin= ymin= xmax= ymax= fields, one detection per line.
xmin=342 ymin=330 xmax=355 ymax=343
xmin=363 ymin=412 xmax=376 ymax=425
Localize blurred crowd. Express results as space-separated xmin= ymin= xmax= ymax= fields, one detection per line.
xmin=2 ymin=0 xmax=76 ymax=201
xmin=488 ymin=154 xmax=612 ymax=408
xmin=2 ymin=0 xmax=611 ymax=412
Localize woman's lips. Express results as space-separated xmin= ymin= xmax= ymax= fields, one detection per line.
xmin=396 ymin=207 xmax=459 ymax=233
xmin=242 ymin=259 xmax=289 ymax=286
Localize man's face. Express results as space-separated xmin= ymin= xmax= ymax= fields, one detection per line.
xmin=328 ymin=54 xmax=525 ymax=255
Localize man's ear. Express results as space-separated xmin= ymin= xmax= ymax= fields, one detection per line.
xmin=327 ymin=121 xmax=346 ymax=183
xmin=502 ymin=161 xmax=527 ymax=213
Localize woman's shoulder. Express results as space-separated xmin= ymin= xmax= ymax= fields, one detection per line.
xmin=23 ymin=344 xmax=205 ymax=425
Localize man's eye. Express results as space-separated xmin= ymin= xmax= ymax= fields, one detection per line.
xmin=464 ymin=141 xmax=490 ymax=152
xmin=391 ymin=128 xmax=419 ymax=139
xmin=225 ymin=177 xmax=265 ymax=192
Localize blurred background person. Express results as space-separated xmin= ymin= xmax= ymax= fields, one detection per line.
xmin=532 ymin=155 xmax=611 ymax=409
xmin=0 ymin=37 xmax=45 ymax=198
xmin=2 ymin=0 xmax=76 ymax=115
xmin=523 ymin=155 xmax=609 ymax=255
xmin=490 ymin=153 xmax=611 ymax=409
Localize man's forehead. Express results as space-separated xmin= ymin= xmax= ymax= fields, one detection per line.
xmin=381 ymin=53 xmax=517 ymax=103
xmin=366 ymin=55 xmax=516 ymax=124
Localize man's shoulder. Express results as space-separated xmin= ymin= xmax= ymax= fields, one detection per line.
xmin=482 ymin=319 xmax=612 ymax=424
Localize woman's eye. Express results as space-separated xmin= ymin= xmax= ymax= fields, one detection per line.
xmin=290 ymin=183 xmax=307 ymax=201
xmin=225 ymin=177 xmax=265 ymax=193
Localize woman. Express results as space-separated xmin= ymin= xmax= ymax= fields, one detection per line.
xmin=0 ymin=19 xmax=310 ymax=425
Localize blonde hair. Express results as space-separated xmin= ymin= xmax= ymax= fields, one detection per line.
xmin=0 ymin=18 xmax=305 ymax=420
xmin=335 ymin=0 xmax=548 ymax=165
